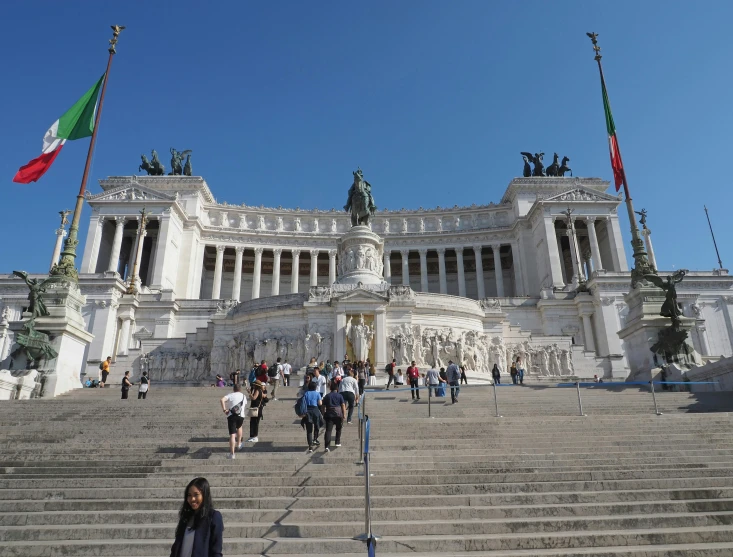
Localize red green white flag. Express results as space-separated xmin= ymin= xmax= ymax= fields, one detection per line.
xmin=13 ymin=75 xmax=105 ymax=184
xmin=600 ymin=72 xmax=626 ymax=192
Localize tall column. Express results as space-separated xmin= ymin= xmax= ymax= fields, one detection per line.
xmin=605 ymin=216 xmax=627 ymax=272
xmin=291 ymin=249 xmax=301 ymax=293
xmin=151 ymin=213 xmax=179 ymax=290
xmin=580 ymin=312 xmax=596 ymax=353
xmin=107 ymin=217 xmax=126 ymax=273
xmin=543 ymin=216 xmax=565 ymax=288
xmin=231 ymin=246 xmax=244 ymax=301
xmin=418 ymin=249 xmax=429 ymax=292
xmin=566 ymin=228 xmax=582 ymax=283
xmin=510 ymin=241 xmax=524 ymax=296
xmin=455 ymin=247 xmax=466 ymax=297
xmin=586 ymin=217 xmax=603 ymax=272
xmin=641 ymin=228 xmax=657 ymax=270
xmin=473 ymin=245 xmax=485 ymax=299
xmin=131 ymin=226 xmax=148 ymax=291
xmin=437 ymin=248 xmax=447 ymax=294
xmin=383 ymin=250 xmax=392 ymax=283
xmin=696 ymin=325 xmax=710 ymax=356
xmin=212 ymin=245 xmax=225 ymax=299
xmin=50 ymin=228 xmax=67 ymax=271
xmin=328 ymin=249 xmax=337 ymax=285
xmin=252 ymin=247 xmax=263 ymax=299
xmin=117 ymin=318 xmax=132 ymax=356
xmin=492 ymin=244 xmax=505 ymax=297
xmin=309 ymin=249 xmax=320 ymax=287
xmin=271 ymin=248 xmax=282 ymax=295
xmin=400 ymin=249 xmax=410 ymax=286
xmin=81 ymin=215 xmax=105 ymax=273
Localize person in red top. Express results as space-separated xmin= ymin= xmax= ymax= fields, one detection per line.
xmin=406 ymin=361 xmax=421 ymax=400
xmin=256 ymin=360 xmax=270 ymax=386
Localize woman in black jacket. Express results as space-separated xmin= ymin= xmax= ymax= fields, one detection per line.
xmin=170 ymin=477 xmax=223 ymax=557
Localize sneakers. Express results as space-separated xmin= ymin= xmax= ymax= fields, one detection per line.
xmin=313 ymin=439 xmax=320 ymax=446
xmin=347 ymin=421 xmax=353 ymax=424
xmin=237 ymin=442 xmax=243 ymax=450
xmin=334 ymin=443 xmax=342 ymax=447
xmin=307 ymin=447 xmax=314 ymax=454
xmin=246 ymin=437 xmax=258 ymax=443
xmin=325 ymin=447 xmax=330 ymax=452
xmin=272 ymin=398 xmax=278 ymax=401
xmin=227 ymin=453 xmax=236 ymax=459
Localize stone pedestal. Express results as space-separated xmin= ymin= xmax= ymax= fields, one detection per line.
xmin=3 ymin=282 xmax=94 ymax=398
xmin=0 ymin=369 xmax=39 ymax=399
xmin=618 ymin=285 xmax=701 ymax=379
xmin=336 ymin=226 xmax=386 ymax=286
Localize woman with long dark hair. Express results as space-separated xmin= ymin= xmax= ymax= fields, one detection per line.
xmin=169 ymin=477 xmax=223 ymax=557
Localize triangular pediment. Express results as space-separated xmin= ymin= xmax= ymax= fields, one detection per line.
xmin=332 ymin=286 xmax=390 ymax=302
xmin=544 ymin=186 xmax=620 ymax=203
xmin=88 ymin=183 xmax=176 ymax=203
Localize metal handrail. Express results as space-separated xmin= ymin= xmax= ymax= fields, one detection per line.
xmin=355 ymin=415 xmax=379 ymax=550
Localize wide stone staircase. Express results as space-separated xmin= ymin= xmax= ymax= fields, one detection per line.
xmin=2 ymin=381 xmax=733 ymax=555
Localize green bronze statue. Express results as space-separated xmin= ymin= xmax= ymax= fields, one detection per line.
xmin=344 ymin=168 xmax=377 ymax=226
xmin=12 ymin=271 xmax=60 ymax=319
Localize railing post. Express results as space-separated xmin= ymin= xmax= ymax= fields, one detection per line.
xmin=493 ymin=381 xmax=502 ymax=418
xmin=428 ymin=384 xmax=432 ymax=418
xmin=650 ymin=380 xmax=663 ymax=416
xmin=575 ymin=382 xmax=586 ymax=416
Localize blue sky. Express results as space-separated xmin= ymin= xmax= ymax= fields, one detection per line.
xmin=2 ymin=1 xmax=731 ymax=274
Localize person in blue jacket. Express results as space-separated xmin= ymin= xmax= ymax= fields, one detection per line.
xmin=169 ymin=477 xmax=223 ymax=557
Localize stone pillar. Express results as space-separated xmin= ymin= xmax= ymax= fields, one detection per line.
xmin=492 ymin=244 xmax=504 ymax=297
xmin=291 ymin=249 xmax=301 ymax=294
xmin=383 ymin=250 xmax=392 ymax=284
xmin=131 ymin=226 xmax=148 ymax=291
xmin=107 ymin=217 xmax=126 ymax=273
xmin=642 ymin=228 xmax=657 ymax=270
xmin=400 ymin=249 xmax=410 ymax=286
xmin=375 ymin=309 xmax=387 ymax=366
xmin=473 ymin=246 xmax=485 ymax=299
xmin=328 ymin=249 xmax=337 ymax=285
xmin=272 ymin=248 xmax=282 ymax=295
xmin=309 ymin=249 xmax=320 ymax=287
xmin=580 ymin=312 xmax=596 ymax=353
xmin=605 ymin=215 xmax=628 ymax=272
xmin=418 ymin=249 xmax=429 ymax=292
xmin=455 ymin=247 xmax=466 ymax=297
xmin=212 ymin=245 xmax=225 ymax=299
xmin=252 ymin=247 xmax=264 ymax=299
xmin=510 ymin=241 xmax=524 ymax=296
xmin=334 ymin=312 xmax=347 ymax=363
xmin=231 ymin=246 xmax=244 ymax=302
xmin=81 ymin=214 xmax=105 ymax=273
xmin=150 ymin=213 xmax=178 ymax=290
xmin=437 ymin=248 xmax=447 ymax=294
xmin=586 ymin=217 xmax=603 ymax=272
xmin=117 ymin=317 xmax=132 ymax=356
xmin=543 ymin=216 xmax=565 ymax=288
xmin=566 ymin=228 xmax=581 ymax=283
xmin=696 ymin=324 xmax=710 ymax=356
xmin=50 ymin=228 xmax=67 ymax=271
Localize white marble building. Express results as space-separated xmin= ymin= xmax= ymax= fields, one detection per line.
xmin=1 ymin=174 xmax=732 ymax=385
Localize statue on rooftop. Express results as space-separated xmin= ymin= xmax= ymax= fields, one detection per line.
xmin=344 ymin=168 xmax=377 ymax=226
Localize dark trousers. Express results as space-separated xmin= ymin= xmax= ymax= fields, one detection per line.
xmin=410 ymin=378 xmax=420 ymax=399
xmin=121 ymin=389 xmax=129 ymax=399
xmin=250 ymin=416 xmax=260 ymax=438
xmin=137 ymin=391 xmax=147 ymax=399
xmin=358 ymin=379 xmax=365 ymax=395
xmin=511 ymin=374 xmax=517 ymax=384
xmin=449 ymin=381 xmax=460 ymax=403
xmin=324 ymin=416 xmax=343 ymax=448
xmin=460 ymin=373 xmax=468 ymax=385
xmin=493 ymin=375 xmax=501 ymax=384
xmin=342 ymin=391 xmax=355 ymax=422
xmin=283 ymin=374 xmax=290 ymax=386
xmin=386 ymin=374 xmax=395 ymax=389
xmin=306 ymin=421 xmax=320 ymax=447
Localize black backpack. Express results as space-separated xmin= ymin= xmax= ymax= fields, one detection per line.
xmin=99 ymin=362 xmax=105 ymax=370
xmin=267 ymin=364 xmax=279 ymax=378
xmin=385 ymin=363 xmax=392 ymax=374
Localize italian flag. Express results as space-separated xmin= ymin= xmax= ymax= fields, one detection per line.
xmin=600 ymin=71 xmax=626 ymax=192
xmin=13 ymin=75 xmax=105 ymax=184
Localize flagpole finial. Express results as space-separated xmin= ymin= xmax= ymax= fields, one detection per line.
xmin=109 ymin=25 xmax=125 ymax=54
xmin=586 ymin=32 xmax=602 ymax=61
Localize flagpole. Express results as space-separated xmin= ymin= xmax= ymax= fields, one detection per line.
xmin=51 ymin=25 xmax=124 ymax=282
xmin=704 ymin=205 xmax=724 ymax=270
xmin=587 ymin=33 xmax=654 ymax=287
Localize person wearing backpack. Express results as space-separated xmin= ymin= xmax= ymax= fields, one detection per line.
xmin=247 ymin=380 xmax=267 ymax=443
xmin=268 ymin=358 xmax=282 ymax=401
xmin=138 ymin=371 xmax=150 ymax=399
xmin=385 ymin=359 xmax=396 ymax=390
xmin=247 ymin=365 xmax=258 ymax=386
xmin=99 ymin=356 xmax=112 ymax=388
xmin=220 ymin=384 xmax=246 ymax=459
xmin=282 ymin=359 xmax=292 ymax=386
xmin=322 ymin=382 xmax=346 ymax=452
xmin=300 ymin=381 xmax=323 ymax=453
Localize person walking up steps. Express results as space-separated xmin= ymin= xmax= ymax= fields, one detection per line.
xmin=385 ymin=358 xmax=396 ymax=389
xmin=121 ymin=371 xmax=133 ymax=400
xmin=247 ymin=380 xmax=267 ymax=443
xmin=138 ymin=371 xmax=150 ymax=399
xmin=300 ymin=381 xmax=323 ymax=453
xmin=268 ymin=358 xmax=282 ymax=400
xmin=282 ymin=359 xmax=291 ymax=387
xmin=407 ymin=361 xmax=421 ymax=400
xmin=339 ymin=368 xmax=359 ymax=424
xmin=220 ymin=384 xmax=246 ymax=459
xmin=426 ymin=365 xmax=440 ymax=398
xmin=323 ymin=382 xmax=346 ymax=452
xmin=446 ymin=360 xmax=461 ymax=404
xmin=169 ymin=477 xmax=223 ymax=557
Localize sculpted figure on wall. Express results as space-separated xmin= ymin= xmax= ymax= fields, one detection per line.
xmin=145 ymin=344 xmax=212 ymax=382
xmin=346 ymin=314 xmax=374 ymax=362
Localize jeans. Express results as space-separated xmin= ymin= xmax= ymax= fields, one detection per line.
xmin=449 ymin=381 xmax=460 ymax=403
xmin=410 ymin=378 xmax=420 ymax=399
xmin=428 ymin=384 xmax=439 ymax=398
xmin=358 ymin=379 xmax=365 ymax=395
xmin=283 ymin=374 xmax=290 ymax=387
xmin=250 ymin=416 xmax=260 ymax=438
xmin=269 ymin=378 xmax=280 ymax=398
xmin=342 ymin=391 xmax=355 ymax=422
xmin=518 ymin=370 xmax=524 ymax=384
xmin=324 ymin=416 xmax=343 ymax=448
xmin=386 ymin=374 xmax=395 ymax=389
xmin=493 ymin=375 xmax=501 ymax=384
xmin=306 ymin=421 xmax=320 ymax=448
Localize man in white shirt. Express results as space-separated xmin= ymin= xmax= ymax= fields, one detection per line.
xmin=425 ymin=366 xmax=440 ymax=398
xmin=269 ymin=358 xmax=283 ymax=400
xmin=220 ymin=384 xmax=246 ymax=459
xmin=339 ymin=369 xmax=359 ymax=424
xmin=314 ymin=367 xmax=327 ymax=396
xmin=282 ymin=359 xmax=292 ymax=386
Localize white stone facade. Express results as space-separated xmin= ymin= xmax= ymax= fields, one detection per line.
xmin=1 ymin=174 xmax=732 ymax=387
